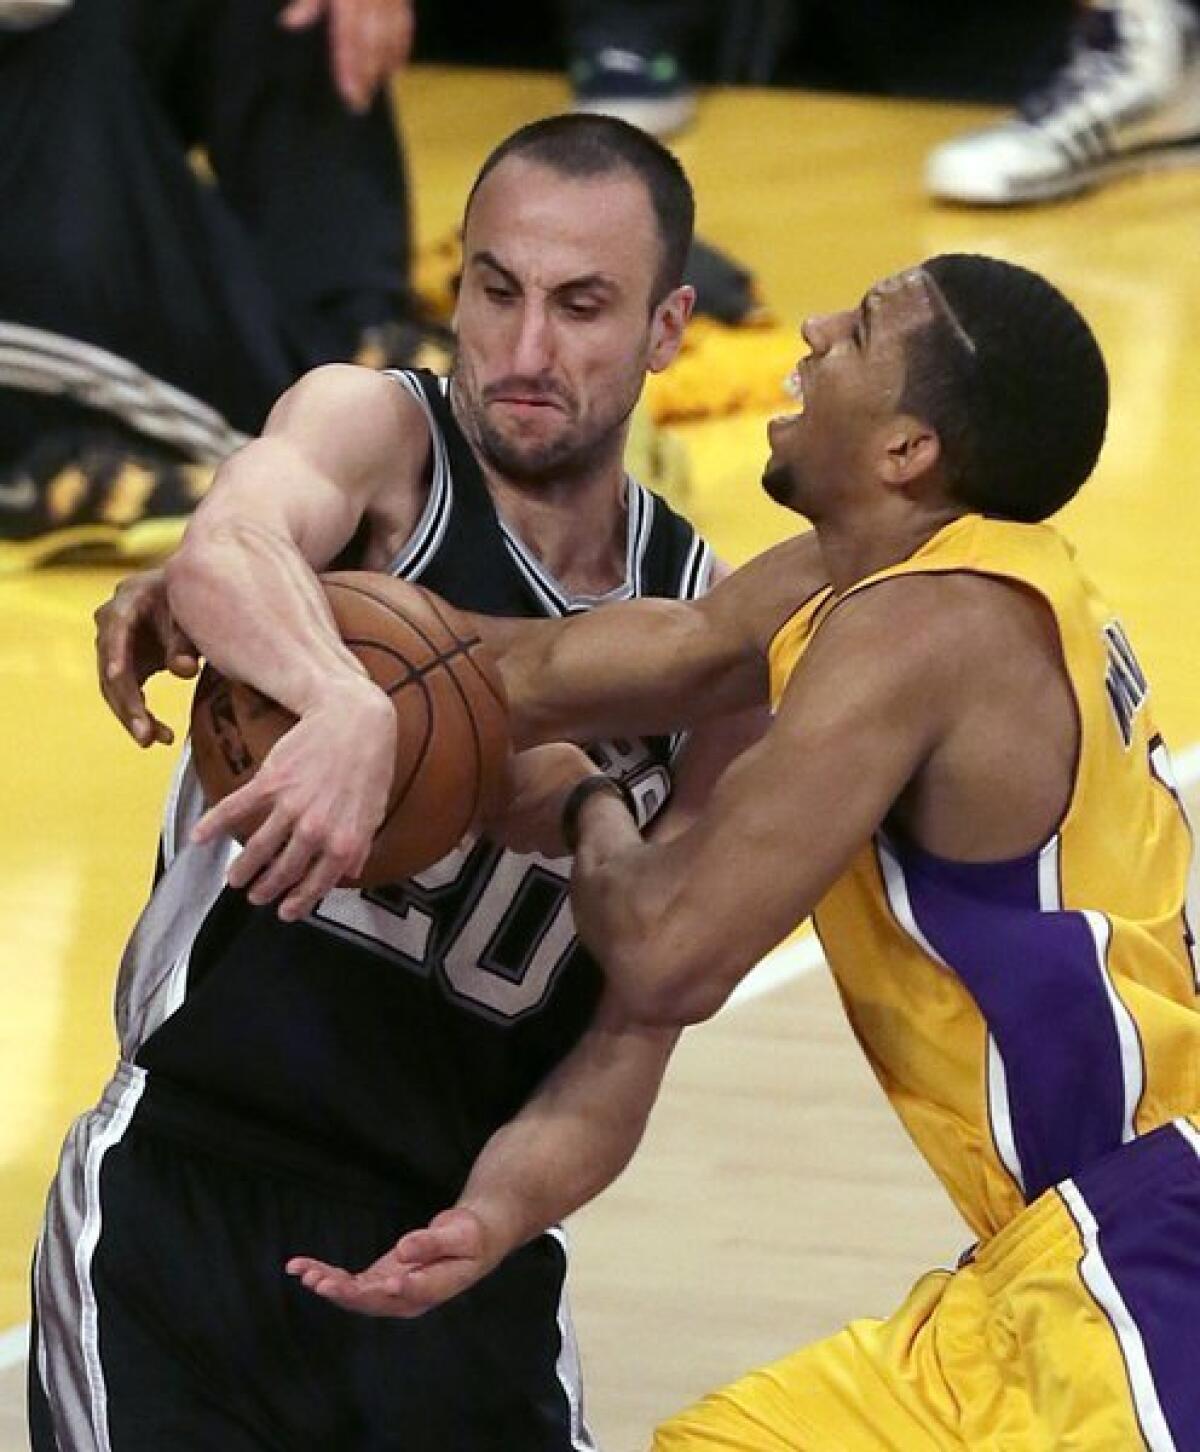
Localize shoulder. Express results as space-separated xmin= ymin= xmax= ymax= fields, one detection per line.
xmin=829 ymin=568 xmax=1053 ymax=654
xmin=263 ymin=364 xmax=434 ymax=491
xmin=797 ymin=570 xmax=1059 ymax=718
xmin=705 ymin=530 xmax=830 ymax=654
xmin=268 ymin=364 xmax=427 ymax=431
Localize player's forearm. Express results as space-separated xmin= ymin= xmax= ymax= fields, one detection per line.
xmin=478 ymin=599 xmax=764 ymax=750
xmin=571 ymin=791 xmax=767 ymax=1026
xmin=452 ymin=1014 xmax=677 ymax=1258
xmin=167 ymin=460 xmax=371 ymax=717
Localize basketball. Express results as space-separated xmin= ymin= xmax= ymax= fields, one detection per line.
xmin=189 ymin=572 xmax=511 ymax=887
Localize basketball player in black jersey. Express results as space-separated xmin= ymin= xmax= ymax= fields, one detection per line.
xmin=41 ymin=116 xmax=755 ymax=1451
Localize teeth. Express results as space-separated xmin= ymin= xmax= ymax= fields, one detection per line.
xmin=783 ymin=368 xmax=805 ymax=411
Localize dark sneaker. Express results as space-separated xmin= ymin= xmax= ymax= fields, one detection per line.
xmin=570 ymin=47 xmax=697 ymax=138
xmin=926 ymin=0 xmax=1200 ymax=204
xmin=0 ymin=439 xmax=210 ymax=572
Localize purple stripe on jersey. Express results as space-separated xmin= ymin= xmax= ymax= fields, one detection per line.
xmin=890 ymin=837 xmax=1129 ymax=1199
xmin=1071 ymin=1122 xmax=1200 ymax=1447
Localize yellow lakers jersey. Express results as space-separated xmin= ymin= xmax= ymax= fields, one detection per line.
xmin=769 ymin=515 xmax=1199 ymax=1242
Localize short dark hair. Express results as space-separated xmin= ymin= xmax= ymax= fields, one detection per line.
xmin=902 ymin=254 xmax=1109 ymax=522
xmin=464 ymin=113 xmax=695 ymax=307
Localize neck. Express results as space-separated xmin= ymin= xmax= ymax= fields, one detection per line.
xmin=450 ymin=383 xmax=633 ymax=594
xmin=491 ymin=467 xmax=631 ymax=593
xmin=815 ymin=502 xmax=966 ymax=593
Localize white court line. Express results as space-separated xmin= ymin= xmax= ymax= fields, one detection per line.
xmin=2 ymin=740 xmax=1198 ymax=1372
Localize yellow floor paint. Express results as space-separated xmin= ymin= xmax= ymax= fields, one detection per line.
xmin=3 ymin=67 xmax=1199 ymax=1423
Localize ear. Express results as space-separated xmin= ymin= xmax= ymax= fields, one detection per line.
xmin=879 ymin=415 xmax=941 ymax=492
xmin=647 ymin=285 xmax=696 ymax=374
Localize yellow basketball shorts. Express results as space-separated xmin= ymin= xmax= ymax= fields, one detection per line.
xmin=654 ymin=1117 xmax=1200 ymax=1450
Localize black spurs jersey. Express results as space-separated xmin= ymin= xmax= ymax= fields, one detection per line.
xmin=116 ymin=370 xmax=713 ymax=1206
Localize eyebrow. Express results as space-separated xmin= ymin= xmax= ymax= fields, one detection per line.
xmin=469 ymin=250 xmax=620 ymax=299
xmin=470 ymin=250 xmax=521 ymax=288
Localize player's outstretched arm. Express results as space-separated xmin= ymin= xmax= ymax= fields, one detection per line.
xmin=166 ymin=364 xmax=430 ymax=920
xmin=477 ymin=531 xmax=828 ymax=750
xmin=568 ymin=579 xmax=960 ymax=1024
xmin=286 ymin=994 xmax=677 ymax=1317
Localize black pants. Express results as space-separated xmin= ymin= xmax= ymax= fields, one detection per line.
xmin=30 ymin=1076 xmax=588 ymax=1450
xmin=0 ymin=0 xmax=411 ymax=471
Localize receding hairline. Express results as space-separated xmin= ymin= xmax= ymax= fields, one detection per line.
xmin=463 ymin=151 xmax=662 ymax=232
xmin=462 ymin=154 xmax=674 ymax=305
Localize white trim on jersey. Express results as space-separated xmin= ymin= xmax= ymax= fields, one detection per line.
xmin=876 ymin=837 xmax=1028 ymax=1197
xmin=74 ymin=1067 xmax=147 ymax=1452
xmin=1147 ymin=739 xmax=1200 ymax=990
xmin=546 ymin=1227 xmax=600 ymax=1452
xmin=679 ymin=529 xmax=715 ymax=602
xmin=497 ymin=477 xmax=657 ymax=617
xmin=1036 ymin=836 xmax=1062 ymax=912
xmin=0 ymin=322 xmax=247 ymax=464
xmin=667 ymin=531 xmax=715 ymax=762
xmin=381 ymin=370 xmax=454 ymax=579
xmin=1082 ymin=910 xmax=1145 ymax=1146
xmin=31 ymin=1230 xmax=58 ymax=1451
xmin=1058 ymin=1178 xmax=1178 ymax=1452
xmin=160 ymin=741 xmax=193 ymax=872
xmin=1175 ymin=1116 xmax=1200 ymax=1162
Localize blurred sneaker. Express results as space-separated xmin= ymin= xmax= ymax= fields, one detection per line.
xmin=570 ymin=47 xmax=696 ymax=138
xmin=0 ymin=440 xmax=210 ymax=573
xmin=0 ymin=0 xmax=71 ymax=30
xmin=925 ymin=0 xmax=1200 ymax=204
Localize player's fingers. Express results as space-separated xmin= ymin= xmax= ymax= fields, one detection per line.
xmin=99 ymin=656 xmax=159 ymax=746
xmin=276 ymin=849 xmax=343 ymax=923
xmin=225 ymin=810 xmax=297 ymax=892
xmin=392 ymin=1222 xmax=474 ymax=1266
xmin=245 ymin=829 xmax=321 ymax=908
xmin=194 ymin=780 xmax=268 ymax=849
xmin=166 ymin=629 xmax=200 ymax=679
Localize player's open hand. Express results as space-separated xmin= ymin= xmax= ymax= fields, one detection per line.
xmin=95 ymin=567 xmax=200 ymax=748
xmin=279 ymin=0 xmax=415 ymax=114
xmin=486 ymin=743 xmax=597 ymax=857
xmin=192 ymin=678 xmax=396 ymax=921
xmin=285 ymin=1207 xmax=495 ymax=1318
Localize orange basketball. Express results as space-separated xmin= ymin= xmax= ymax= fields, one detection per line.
xmin=189 ymin=572 xmax=511 ymax=887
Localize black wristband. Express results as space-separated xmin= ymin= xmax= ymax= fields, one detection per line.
xmin=561 ymin=773 xmax=637 ymax=854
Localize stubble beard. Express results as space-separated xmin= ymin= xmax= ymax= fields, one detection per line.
xmin=452 ymin=361 xmax=642 ymax=487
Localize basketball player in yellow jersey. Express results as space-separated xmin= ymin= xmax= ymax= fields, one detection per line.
xmin=410 ymin=252 xmax=1198 ymax=1449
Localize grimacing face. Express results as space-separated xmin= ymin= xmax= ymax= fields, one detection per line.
xmin=762 ymin=268 xmax=938 ymax=516
xmin=450 ymin=157 xmax=686 ymax=486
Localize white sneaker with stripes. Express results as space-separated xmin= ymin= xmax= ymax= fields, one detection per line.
xmin=925 ymin=0 xmax=1200 ymax=204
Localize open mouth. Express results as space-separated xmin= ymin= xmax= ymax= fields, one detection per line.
xmin=771 ymin=364 xmax=806 ymax=428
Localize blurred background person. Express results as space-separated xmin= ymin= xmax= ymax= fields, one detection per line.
xmin=0 ymin=0 xmax=437 ymax=572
